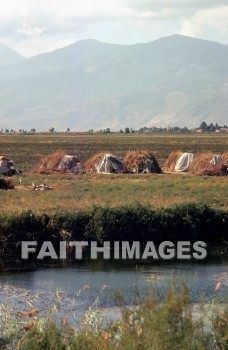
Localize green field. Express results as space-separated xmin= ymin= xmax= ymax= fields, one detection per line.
xmin=0 ymin=132 xmax=227 ymax=214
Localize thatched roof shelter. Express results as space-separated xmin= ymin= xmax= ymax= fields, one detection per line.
xmin=0 ymin=155 xmax=21 ymax=176
xmin=84 ymin=153 xmax=125 ymax=173
xmin=84 ymin=153 xmax=106 ymax=173
xmin=124 ymin=150 xmax=161 ymax=173
xmin=34 ymin=151 xmax=83 ymax=174
xmin=190 ymin=153 xmax=227 ymax=176
xmin=162 ymin=151 xmax=183 ymax=172
xmin=222 ymin=152 xmax=228 ymax=167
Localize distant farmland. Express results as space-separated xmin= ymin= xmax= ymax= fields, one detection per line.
xmin=0 ymin=132 xmax=227 ymax=172
xmin=0 ymin=132 xmax=227 ymax=215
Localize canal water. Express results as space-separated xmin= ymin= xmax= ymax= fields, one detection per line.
xmin=0 ymin=256 xmax=227 ymax=325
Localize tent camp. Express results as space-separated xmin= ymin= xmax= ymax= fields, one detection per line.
xmin=35 ymin=152 xmax=83 ymax=174
xmin=190 ymin=153 xmax=227 ymax=176
xmin=124 ymin=150 xmax=161 ymax=173
xmin=0 ymin=156 xmax=21 ymax=176
xmin=164 ymin=152 xmax=227 ymax=176
xmin=84 ymin=153 xmax=125 ymax=173
xmin=163 ymin=152 xmax=194 ymax=173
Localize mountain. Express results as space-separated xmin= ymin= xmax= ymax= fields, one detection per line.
xmin=0 ymin=35 xmax=228 ymax=130
xmin=0 ymin=44 xmax=25 ymax=67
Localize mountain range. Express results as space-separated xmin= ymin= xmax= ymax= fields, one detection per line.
xmin=0 ymin=34 xmax=228 ymax=131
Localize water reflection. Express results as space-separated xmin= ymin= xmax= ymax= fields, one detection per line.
xmin=0 ymin=257 xmax=227 ymax=310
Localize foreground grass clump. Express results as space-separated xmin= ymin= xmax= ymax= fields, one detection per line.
xmin=0 ymin=283 xmax=227 ymax=350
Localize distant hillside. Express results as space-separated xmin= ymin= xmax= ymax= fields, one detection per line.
xmin=0 ymin=44 xmax=25 ymax=67
xmin=0 ymin=35 xmax=228 ymax=130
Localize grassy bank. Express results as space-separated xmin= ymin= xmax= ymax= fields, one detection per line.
xmin=0 ymin=282 xmax=227 ymax=350
xmin=0 ymin=203 xmax=227 ymax=260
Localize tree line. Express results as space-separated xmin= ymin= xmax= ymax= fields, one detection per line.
xmin=0 ymin=122 xmax=227 ymax=134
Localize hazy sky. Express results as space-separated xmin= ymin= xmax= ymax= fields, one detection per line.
xmin=0 ymin=0 xmax=228 ymax=57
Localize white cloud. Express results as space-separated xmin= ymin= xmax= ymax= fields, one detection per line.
xmin=179 ymin=6 xmax=228 ymax=39
xmin=16 ymin=22 xmax=47 ymax=37
xmin=0 ymin=0 xmax=228 ymax=56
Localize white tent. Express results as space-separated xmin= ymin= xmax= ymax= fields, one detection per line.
xmin=96 ymin=154 xmax=125 ymax=173
xmin=57 ymin=155 xmax=83 ymax=174
xmin=174 ymin=153 xmax=195 ymax=172
xmin=210 ymin=155 xmax=222 ymax=166
xmin=0 ymin=156 xmax=21 ymax=176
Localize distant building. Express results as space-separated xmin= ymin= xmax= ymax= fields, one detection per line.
xmin=219 ymin=128 xmax=228 ymax=133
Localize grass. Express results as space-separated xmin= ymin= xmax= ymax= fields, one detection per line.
xmin=0 ymin=281 xmax=227 ymax=349
xmin=0 ymin=173 xmax=227 ymax=215
xmin=0 ymin=132 xmax=227 ymax=214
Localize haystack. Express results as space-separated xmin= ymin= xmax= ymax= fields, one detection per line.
xmin=84 ymin=153 xmax=125 ymax=173
xmin=124 ymin=150 xmax=161 ymax=173
xmin=222 ymin=152 xmax=228 ymax=167
xmin=34 ymin=151 xmax=83 ymax=174
xmin=162 ymin=151 xmax=183 ymax=172
xmin=190 ymin=153 xmax=227 ymax=176
xmin=84 ymin=153 xmax=106 ymax=173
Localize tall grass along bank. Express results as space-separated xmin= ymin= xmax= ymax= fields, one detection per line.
xmin=0 ymin=282 xmax=227 ymax=350
xmin=0 ymin=203 xmax=227 ymax=262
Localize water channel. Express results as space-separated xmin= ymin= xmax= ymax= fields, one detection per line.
xmin=0 ymin=256 xmax=227 ymax=326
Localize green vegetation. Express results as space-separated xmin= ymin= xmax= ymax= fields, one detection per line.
xmin=0 ymin=204 xmax=227 ymax=260
xmin=0 ymin=282 xmax=227 ymax=349
xmin=0 ymin=133 xmax=227 ymax=259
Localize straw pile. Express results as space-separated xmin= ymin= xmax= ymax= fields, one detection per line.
xmin=124 ymin=150 xmax=161 ymax=173
xmin=84 ymin=152 xmax=106 ymax=173
xmin=0 ymin=155 xmax=10 ymax=161
xmin=162 ymin=151 xmax=183 ymax=172
xmin=190 ymin=153 xmax=227 ymax=176
xmin=222 ymin=152 xmax=228 ymax=167
xmin=33 ymin=151 xmax=81 ymax=174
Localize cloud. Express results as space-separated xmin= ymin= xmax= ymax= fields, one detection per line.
xmin=179 ymin=6 xmax=228 ymax=39
xmin=16 ymin=22 xmax=46 ymax=37
xmin=0 ymin=0 xmax=227 ymax=56
xmin=124 ymin=0 xmax=228 ymax=14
